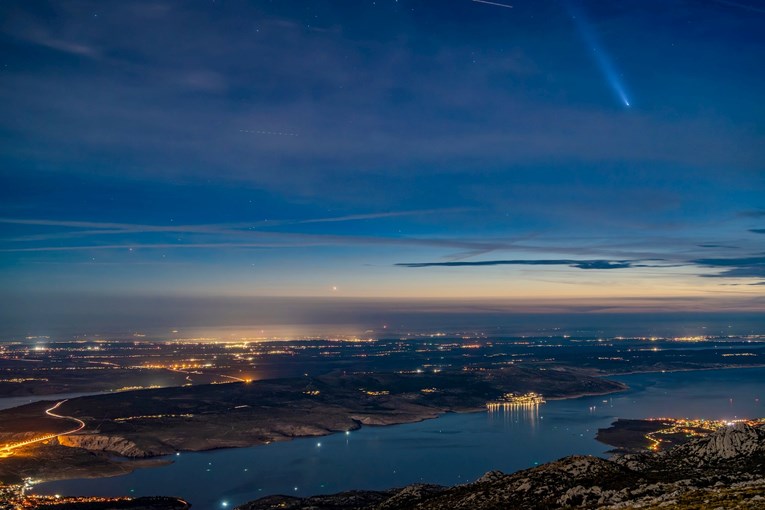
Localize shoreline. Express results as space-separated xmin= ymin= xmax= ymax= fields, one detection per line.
xmin=3 ymin=364 xmax=760 ymax=412
xmin=598 ymin=363 xmax=765 ymax=378
xmin=167 ymin=384 xmax=631 ymax=452
xmin=20 ymin=365 xmax=764 ymax=488
xmin=27 ymin=385 xmax=631 ymax=488
xmin=544 ymin=386 xmax=628 ymax=402
xmin=30 ymin=365 xmax=765 ymax=503
xmin=33 ymin=385 xmax=629 ymax=487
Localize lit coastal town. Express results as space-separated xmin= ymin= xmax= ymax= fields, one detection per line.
xmin=642 ymin=417 xmax=765 ymax=452
xmin=486 ymin=392 xmax=546 ymax=410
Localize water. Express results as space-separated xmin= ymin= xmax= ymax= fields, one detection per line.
xmin=36 ymin=368 xmax=764 ymax=509
xmin=0 ymin=391 xmax=111 ymax=411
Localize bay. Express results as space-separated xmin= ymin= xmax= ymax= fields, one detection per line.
xmin=35 ymin=367 xmax=764 ymax=509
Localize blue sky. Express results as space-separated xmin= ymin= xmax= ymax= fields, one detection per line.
xmin=1 ymin=0 xmax=764 ymax=335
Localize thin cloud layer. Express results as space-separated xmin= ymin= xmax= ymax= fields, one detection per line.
xmin=694 ymin=256 xmax=765 ymax=278
xmin=396 ymin=259 xmax=635 ymax=269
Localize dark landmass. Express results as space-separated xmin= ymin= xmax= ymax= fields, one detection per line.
xmin=0 ymin=366 xmax=625 ymax=483
xmin=239 ymin=422 xmax=765 ymax=509
xmin=591 ymin=362 xmax=765 ymax=377
xmin=0 ymin=401 xmax=75 ymax=437
xmin=595 ymin=418 xmax=746 ymax=453
xmin=596 ymin=418 xmax=670 ymax=451
xmin=0 ymin=442 xmax=171 ymax=485
xmin=0 ymin=366 xmax=222 ymax=399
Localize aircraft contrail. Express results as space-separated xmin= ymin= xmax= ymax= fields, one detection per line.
xmin=239 ymin=129 xmax=299 ymax=137
xmin=472 ymin=0 xmax=513 ymax=9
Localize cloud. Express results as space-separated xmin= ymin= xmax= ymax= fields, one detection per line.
xmin=0 ymin=209 xmax=470 ymax=242
xmin=698 ymin=243 xmax=740 ymax=249
xmin=294 ymin=209 xmax=471 ymax=225
xmin=694 ymin=256 xmax=765 ymax=278
xmin=2 ymin=12 xmax=101 ymax=59
xmin=0 ymin=213 xmax=519 ymax=253
xmin=30 ymin=35 xmax=100 ymax=58
xmin=0 ymin=238 xmax=503 ymax=253
xmin=739 ymin=210 xmax=765 ymax=218
xmin=395 ymin=254 xmax=765 ymax=282
xmin=694 ymin=256 xmax=765 ymax=266
xmin=396 ymin=259 xmax=635 ymax=270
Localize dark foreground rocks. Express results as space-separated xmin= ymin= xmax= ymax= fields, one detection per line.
xmin=238 ymin=422 xmax=765 ymax=510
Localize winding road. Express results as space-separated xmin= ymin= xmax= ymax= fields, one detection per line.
xmin=0 ymin=399 xmax=85 ymax=457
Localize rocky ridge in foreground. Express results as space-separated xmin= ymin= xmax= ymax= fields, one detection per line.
xmin=238 ymin=422 xmax=765 ymax=509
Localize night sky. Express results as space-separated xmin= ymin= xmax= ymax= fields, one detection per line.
xmin=1 ymin=1 xmax=764 ymax=336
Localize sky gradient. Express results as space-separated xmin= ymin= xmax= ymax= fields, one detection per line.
xmin=1 ymin=0 xmax=764 ymax=336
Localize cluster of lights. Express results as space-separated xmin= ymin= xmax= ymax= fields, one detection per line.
xmin=361 ymin=389 xmax=390 ymax=396
xmin=114 ymin=413 xmax=194 ymax=422
xmin=486 ymin=392 xmax=546 ymax=410
xmin=113 ymin=385 xmax=162 ymax=392
xmin=643 ymin=417 xmax=765 ymax=451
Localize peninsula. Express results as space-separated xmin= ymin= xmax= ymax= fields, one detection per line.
xmin=0 ymin=366 xmax=624 ymax=483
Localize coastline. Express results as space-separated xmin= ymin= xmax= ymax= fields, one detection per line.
xmin=161 ymin=384 xmax=631 ymax=452
xmin=8 ymin=381 xmax=628 ymax=483
xmin=597 ymin=363 xmax=765 ymax=378
xmin=17 ymin=365 xmax=764 ymax=487
xmin=31 ymin=365 xmax=765 ymax=506
xmin=26 ymin=385 xmax=631 ymax=495
xmin=23 ymin=385 xmax=631 ymax=487
xmin=544 ymin=383 xmax=629 ymax=402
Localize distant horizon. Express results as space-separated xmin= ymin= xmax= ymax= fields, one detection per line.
xmin=1 ymin=292 xmax=762 ymax=341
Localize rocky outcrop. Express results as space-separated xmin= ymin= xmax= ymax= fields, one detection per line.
xmin=670 ymin=422 xmax=765 ymax=464
xmin=376 ymin=485 xmax=444 ymax=509
xmin=238 ymin=423 xmax=765 ymax=510
xmin=57 ymin=434 xmax=173 ymax=458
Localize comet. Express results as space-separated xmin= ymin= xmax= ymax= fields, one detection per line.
xmin=565 ymin=1 xmax=632 ymax=108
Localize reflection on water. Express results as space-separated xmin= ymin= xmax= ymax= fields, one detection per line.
xmin=36 ymin=367 xmax=765 ymax=510
xmin=488 ymin=402 xmax=541 ymax=431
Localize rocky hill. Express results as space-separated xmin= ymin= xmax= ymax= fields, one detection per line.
xmin=238 ymin=422 xmax=765 ymax=509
